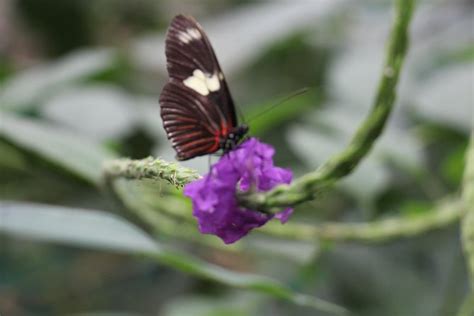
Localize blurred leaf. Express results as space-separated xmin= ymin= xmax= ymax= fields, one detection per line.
xmin=245 ymin=90 xmax=320 ymax=136
xmin=0 ymin=141 xmax=28 ymax=171
xmin=41 ymin=85 xmax=137 ymax=141
xmin=399 ymin=200 xmax=432 ymax=217
xmin=131 ymin=1 xmax=345 ymax=74
xmin=162 ymin=294 xmax=259 ymax=316
xmin=0 ymin=49 xmax=115 ymax=111
xmin=458 ymin=293 xmax=474 ymax=316
xmin=0 ymin=202 xmax=346 ymax=314
xmin=88 ymin=52 xmax=136 ymax=88
xmin=0 ymin=113 xmax=116 ymax=185
xmin=248 ymin=236 xmax=319 ymax=265
xmin=112 ymin=178 xmax=243 ymax=251
xmin=153 ymin=250 xmax=346 ymax=314
xmin=287 ymin=103 xmax=423 ymax=200
xmin=330 ymin=45 xmax=385 ymax=109
xmin=16 ymin=0 xmax=92 ymax=55
xmin=113 ymin=179 xmax=320 ymax=263
xmin=442 ymin=144 xmax=467 ymax=186
xmin=412 ymin=65 xmax=472 ymax=133
xmin=287 ymin=123 xmax=390 ymax=200
xmin=237 ymin=32 xmax=329 ymax=106
xmin=429 ymin=43 xmax=474 ymax=71
xmin=72 ymin=313 xmax=142 ymax=316
xmin=452 ymin=43 xmax=474 ymax=62
xmin=0 ymin=59 xmax=13 ymax=83
xmin=0 ymin=201 xmax=158 ymax=253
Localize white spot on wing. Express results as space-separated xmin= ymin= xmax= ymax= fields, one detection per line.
xmin=183 ymin=75 xmax=209 ymax=95
xmin=178 ymin=28 xmax=202 ymax=44
xmin=193 ymin=69 xmax=206 ymax=80
xmin=183 ymin=70 xmax=221 ymax=96
xmin=187 ymin=28 xmax=202 ymax=40
xmin=206 ymin=74 xmax=220 ymax=92
xmin=178 ymin=32 xmax=192 ymax=44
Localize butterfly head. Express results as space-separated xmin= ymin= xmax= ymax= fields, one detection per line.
xmin=221 ymin=124 xmax=249 ymax=153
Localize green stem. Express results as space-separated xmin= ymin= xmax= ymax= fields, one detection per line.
xmin=156 ymin=196 xmax=463 ymax=244
xmin=146 ymin=251 xmax=348 ymax=315
xmin=261 ymin=197 xmax=464 ymax=242
xmin=102 ymin=159 xmax=462 ymax=245
xmin=102 ymin=161 xmax=462 ymax=245
xmin=112 ymin=182 xmax=463 ymax=244
xmin=462 ymin=132 xmax=474 ymax=286
xmin=102 ymin=156 xmax=200 ymax=188
xmin=240 ymin=0 xmax=416 ymax=210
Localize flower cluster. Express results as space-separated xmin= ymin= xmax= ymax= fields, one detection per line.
xmin=184 ymin=138 xmax=293 ymax=244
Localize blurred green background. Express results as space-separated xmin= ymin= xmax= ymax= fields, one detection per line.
xmin=0 ymin=0 xmax=472 ymax=315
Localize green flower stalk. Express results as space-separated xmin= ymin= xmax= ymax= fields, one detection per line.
xmin=262 ymin=197 xmax=465 ymax=243
xmin=239 ymin=0 xmax=416 ymax=211
xmin=102 ymin=157 xmax=200 ymax=188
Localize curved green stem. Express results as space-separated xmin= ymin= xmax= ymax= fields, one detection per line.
xmin=101 ymin=157 xmax=462 ymax=244
xmin=111 ymin=183 xmax=463 ymax=244
xmin=261 ymin=197 xmax=464 ymax=242
xmin=240 ymin=0 xmax=416 ymax=210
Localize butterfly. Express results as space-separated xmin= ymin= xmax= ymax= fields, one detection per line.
xmin=159 ymin=15 xmax=248 ymax=161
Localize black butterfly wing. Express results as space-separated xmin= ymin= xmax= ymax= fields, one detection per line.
xmin=159 ymin=15 xmax=238 ymax=160
xmin=160 ymin=80 xmax=228 ymax=161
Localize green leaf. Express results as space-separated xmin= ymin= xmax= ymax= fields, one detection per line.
xmin=0 ymin=201 xmax=346 ymax=314
xmin=0 ymin=113 xmax=115 ymax=185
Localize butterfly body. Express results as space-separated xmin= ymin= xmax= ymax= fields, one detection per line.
xmin=220 ymin=124 xmax=249 ymax=152
xmin=159 ymin=15 xmax=248 ymax=161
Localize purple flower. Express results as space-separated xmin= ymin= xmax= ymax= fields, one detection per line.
xmin=183 ymin=137 xmax=293 ymax=244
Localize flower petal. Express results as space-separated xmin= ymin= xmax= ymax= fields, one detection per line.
xmin=183 ymin=138 xmax=294 ymax=244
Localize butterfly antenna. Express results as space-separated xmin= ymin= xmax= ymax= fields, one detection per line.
xmin=247 ymin=87 xmax=310 ymax=123
xmin=235 ymin=99 xmax=247 ymax=124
